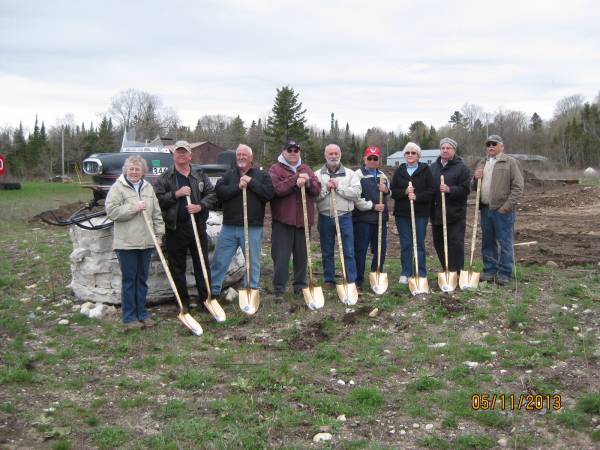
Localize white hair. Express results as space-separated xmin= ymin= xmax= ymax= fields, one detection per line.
xmin=122 ymin=155 xmax=148 ymax=175
xmin=324 ymin=143 xmax=341 ymax=154
xmin=403 ymin=142 xmax=422 ymax=157
xmin=236 ymin=144 xmax=253 ymax=155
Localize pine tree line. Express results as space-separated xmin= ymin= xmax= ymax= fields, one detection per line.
xmin=1 ymin=89 xmax=599 ymax=178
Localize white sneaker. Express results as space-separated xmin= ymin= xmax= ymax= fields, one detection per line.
xmin=399 ymin=275 xmax=408 ymax=284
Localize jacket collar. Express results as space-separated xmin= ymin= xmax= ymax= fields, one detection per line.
xmin=117 ymin=174 xmax=145 ymax=190
xmin=320 ymin=163 xmax=346 ymax=176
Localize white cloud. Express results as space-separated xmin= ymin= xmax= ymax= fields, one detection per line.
xmin=0 ymin=0 xmax=598 ymax=133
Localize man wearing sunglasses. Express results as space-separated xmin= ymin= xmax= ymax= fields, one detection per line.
xmin=473 ymin=135 xmax=524 ymax=286
xmin=268 ymin=141 xmax=321 ymax=302
xmin=353 ymin=146 xmax=390 ymax=293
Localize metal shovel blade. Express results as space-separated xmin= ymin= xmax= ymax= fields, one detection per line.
xmin=408 ymin=276 xmax=430 ymax=296
xmin=238 ymin=288 xmax=260 ymax=315
xmin=302 ymin=285 xmax=325 ymax=310
xmin=437 ymin=271 xmax=457 ymax=292
xmin=179 ymin=313 xmax=203 ymax=336
xmin=204 ymin=298 xmax=227 ymax=322
xmin=368 ymin=272 xmax=388 ymax=295
xmin=459 ymin=270 xmax=480 ymax=290
xmin=336 ymin=282 xmax=359 ymax=305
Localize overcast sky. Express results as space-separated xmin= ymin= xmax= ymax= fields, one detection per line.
xmin=1 ymin=0 xmax=598 ymax=134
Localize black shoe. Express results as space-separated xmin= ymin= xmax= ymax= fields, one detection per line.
xmin=496 ymin=275 xmax=511 ymax=286
xmin=480 ymin=272 xmax=495 ymax=282
xmin=273 ymin=293 xmax=284 ymax=303
xmin=323 ymin=282 xmax=336 ymax=290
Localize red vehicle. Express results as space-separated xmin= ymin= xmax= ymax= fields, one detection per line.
xmin=0 ymin=154 xmax=22 ymax=190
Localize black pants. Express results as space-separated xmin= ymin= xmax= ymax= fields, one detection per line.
xmin=271 ymin=221 xmax=308 ymax=294
xmin=432 ymin=220 xmax=466 ymax=272
xmin=165 ymin=221 xmax=211 ymax=309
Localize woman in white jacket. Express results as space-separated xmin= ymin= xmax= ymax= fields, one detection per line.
xmin=105 ymin=156 xmax=164 ymax=331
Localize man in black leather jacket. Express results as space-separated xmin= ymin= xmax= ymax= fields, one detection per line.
xmin=155 ymin=140 xmax=217 ymax=313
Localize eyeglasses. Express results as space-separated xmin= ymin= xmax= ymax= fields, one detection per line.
xmin=286 ymin=147 xmax=300 ymax=153
xmin=366 ymin=156 xmax=379 ymax=161
xmin=404 ymin=151 xmax=417 ymax=155
xmin=486 ymin=142 xmax=498 ymax=147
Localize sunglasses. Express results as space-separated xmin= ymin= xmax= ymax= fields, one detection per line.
xmin=404 ymin=151 xmax=417 ymax=155
xmin=286 ymin=147 xmax=300 ymax=153
xmin=366 ymin=156 xmax=379 ymax=161
xmin=486 ymin=142 xmax=498 ymax=147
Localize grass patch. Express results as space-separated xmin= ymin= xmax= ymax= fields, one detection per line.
xmin=577 ymin=393 xmax=600 ymax=414
xmin=92 ymin=426 xmax=129 ymax=449
xmin=556 ymin=409 xmax=588 ymax=430
xmin=453 ymin=433 xmax=496 ymax=449
xmin=347 ymin=386 xmax=385 ymax=417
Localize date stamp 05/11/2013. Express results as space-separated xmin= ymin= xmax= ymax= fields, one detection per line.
xmin=471 ymin=393 xmax=562 ymax=412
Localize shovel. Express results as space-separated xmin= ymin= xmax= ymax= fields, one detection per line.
xmin=459 ymin=177 xmax=481 ymax=289
xmin=142 ymin=211 xmax=203 ymax=336
xmin=238 ymin=187 xmax=260 ymax=315
xmin=186 ymin=196 xmax=226 ymax=322
xmin=369 ymin=173 xmax=388 ymax=295
xmin=300 ymin=185 xmax=324 ymax=310
xmin=437 ymin=175 xmax=457 ymax=292
xmin=407 ymin=182 xmax=430 ymax=296
xmin=331 ymin=189 xmax=359 ymax=305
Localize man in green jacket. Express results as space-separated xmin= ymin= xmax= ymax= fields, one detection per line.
xmin=473 ymin=135 xmax=524 ymax=285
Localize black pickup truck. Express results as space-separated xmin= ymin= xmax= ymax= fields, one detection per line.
xmin=82 ymin=148 xmax=236 ymax=201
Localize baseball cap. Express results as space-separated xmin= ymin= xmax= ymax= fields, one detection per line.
xmin=364 ymin=146 xmax=381 ymax=157
xmin=485 ymin=135 xmax=503 ymax=144
xmin=284 ymin=140 xmax=301 ymax=150
xmin=174 ymin=140 xmax=192 ymax=153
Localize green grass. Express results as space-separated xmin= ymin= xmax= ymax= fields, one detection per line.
xmin=92 ymin=426 xmax=129 ymax=449
xmin=0 ymin=181 xmax=91 ymax=222
xmin=1 ymin=182 xmax=599 ymax=448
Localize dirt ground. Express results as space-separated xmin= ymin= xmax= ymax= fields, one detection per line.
xmin=263 ymin=180 xmax=600 ymax=269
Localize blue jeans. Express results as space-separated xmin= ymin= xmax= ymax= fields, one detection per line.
xmin=353 ymin=221 xmax=387 ymax=287
xmin=318 ymin=213 xmax=357 ymax=284
xmin=480 ymin=207 xmax=515 ymax=278
xmin=395 ymin=216 xmax=428 ymax=277
xmin=210 ymin=225 xmax=263 ymax=296
xmin=116 ymin=248 xmax=153 ymax=324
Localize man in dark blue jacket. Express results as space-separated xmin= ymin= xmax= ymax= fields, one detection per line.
xmin=353 ymin=146 xmax=390 ymax=292
xmin=429 ymin=138 xmax=471 ymax=273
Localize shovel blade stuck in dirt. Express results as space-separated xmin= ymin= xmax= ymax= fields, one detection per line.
xmin=368 ymin=271 xmax=388 ymax=295
xmin=437 ymin=271 xmax=457 ymax=292
xmin=238 ymin=288 xmax=260 ymax=315
xmin=203 ymin=299 xmax=226 ymax=322
xmin=179 ymin=312 xmax=204 ymax=336
xmin=459 ymin=270 xmax=480 ymax=290
xmin=302 ymin=285 xmax=325 ymax=310
xmin=408 ymin=276 xmax=430 ymax=296
xmin=336 ymin=282 xmax=359 ymax=305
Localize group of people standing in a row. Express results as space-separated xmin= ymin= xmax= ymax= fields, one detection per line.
xmin=105 ymin=134 xmax=523 ymax=329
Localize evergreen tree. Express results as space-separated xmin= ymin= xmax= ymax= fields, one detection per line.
xmin=530 ymin=112 xmax=543 ymax=131
xmin=449 ymin=111 xmax=465 ymax=128
xmin=265 ymin=86 xmax=309 ymax=164
xmin=225 ymin=115 xmax=247 ymax=148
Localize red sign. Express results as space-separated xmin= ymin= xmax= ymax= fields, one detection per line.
xmin=0 ymin=154 xmax=5 ymax=176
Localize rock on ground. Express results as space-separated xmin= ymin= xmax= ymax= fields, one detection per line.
xmin=69 ymin=212 xmax=244 ymax=305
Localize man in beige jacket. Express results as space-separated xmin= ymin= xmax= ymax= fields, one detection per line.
xmin=473 ymin=135 xmax=524 ymax=285
xmin=315 ymin=144 xmax=361 ymax=289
